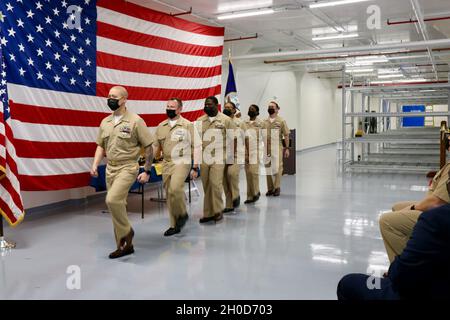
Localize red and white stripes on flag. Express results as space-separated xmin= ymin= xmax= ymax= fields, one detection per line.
xmin=5 ymin=0 xmax=224 ymax=191
xmin=1 ymin=97 xmax=25 ymax=227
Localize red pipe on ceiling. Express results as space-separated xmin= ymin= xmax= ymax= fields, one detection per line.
xmin=264 ymin=48 xmax=450 ymax=64
xmin=387 ymin=16 xmax=450 ymax=25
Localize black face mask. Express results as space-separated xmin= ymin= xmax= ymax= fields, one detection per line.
xmin=268 ymin=108 xmax=276 ymax=115
xmin=248 ymin=110 xmax=258 ymax=118
xmin=107 ymin=98 xmax=120 ymax=111
xmin=166 ymin=109 xmax=177 ymax=119
xmin=223 ymin=109 xmax=233 ymax=117
xmin=204 ymin=106 xmax=218 ymax=117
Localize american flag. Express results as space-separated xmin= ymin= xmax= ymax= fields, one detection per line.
xmin=1 ymin=23 xmax=25 ymax=226
xmin=0 ymin=0 xmax=224 ymax=193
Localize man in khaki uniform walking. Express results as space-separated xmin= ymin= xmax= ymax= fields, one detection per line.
xmin=154 ymin=98 xmax=200 ymax=236
xmin=243 ymin=104 xmax=263 ymax=204
xmin=263 ymin=101 xmax=290 ymax=197
xmin=196 ymin=96 xmax=236 ymax=223
xmin=380 ymin=161 xmax=450 ymax=263
xmin=91 ymin=86 xmax=154 ymax=259
xmin=222 ymin=101 xmax=244 ymax=213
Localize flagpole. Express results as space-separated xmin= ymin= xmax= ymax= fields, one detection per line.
xmin=0 ymin=217 xmax=16 ymax=250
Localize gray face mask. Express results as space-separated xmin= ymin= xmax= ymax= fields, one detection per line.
xmin=107 ymin=98 xmax=120 ymax=111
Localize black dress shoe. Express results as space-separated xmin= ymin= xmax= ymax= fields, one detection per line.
xmin=164 ymin=227 xmax=180 ymax=236
xmin=109 ymin=245 xmax=135 ymax=259
xmin=223 ymin=208 xmax=234 ymax=213
xmin=176 ymin=213 xmax=189 ymax=229
xmin=273 ymin=188 xmax=280 ymax=197
xmin=244 ymin=198 xmax=255 ymax=204
xmin=199 ymin=216 xmax=216 ymax=223
xmin=266 ymin=190 xmax=274 ymax=196
xmin=214 ymin=212 xmax=223 ymax=222
xmin=232 ymin=196 xmax=240 ymax=208
xmin=254 ymin=192 xmax=260 ymax=200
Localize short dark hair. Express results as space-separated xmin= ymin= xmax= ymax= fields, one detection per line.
xmin=206 ymin=96 xmax=219 ymax=105
xmin=169 ymin=97 xmax=183 ymax=107
xmin=270 ymin=101 xmax=280 ymax=109
xmin=225 ymin=101 xmax=236 ymax=109
xmin=250 ymin=104 xmax=259 ymax=113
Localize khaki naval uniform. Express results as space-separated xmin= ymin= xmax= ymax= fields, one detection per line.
xmin=380 ymin=162 xmax=450 ymax=262
xmin=196 ymin=112 xmax=236 ymax=218
xmin=96 ymin=110 xmax=154 ymax=246
xmin=154 ymin=116 xmax=199 ymax=228
xmin=223 ymin=116 xmax=244 ymax=209
xmin=263 ymin=115 xmax=290 ymax=192
xmin=243 ymin=118 xmax=264 ymax=200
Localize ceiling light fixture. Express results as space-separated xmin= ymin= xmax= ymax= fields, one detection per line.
xmin=310 ymin=0 xmax=373 ymax=9
xmin=312 ymin=33 xmax=359 ymax=41
xmin=217 ymin=8 xmax=274 ymax=20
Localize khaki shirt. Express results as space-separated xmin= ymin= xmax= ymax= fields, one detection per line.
xmin=243 ymin=118 xmax=264 ymax=154
xmin=196 ymin=112 xmax=237 ymax=163
xmin=263 ymin=115 xmax=290 ymax=149
xmin=96 ymin=110 xmax=154 ymax=163
xmin=428 ymin=162 xmax=450 ymax=202
xmin=154 ymin=116 xmax=200 ymax=163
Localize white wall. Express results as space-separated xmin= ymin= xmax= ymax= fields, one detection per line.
xmin=222 ymin=65 xmax=340 ymax=151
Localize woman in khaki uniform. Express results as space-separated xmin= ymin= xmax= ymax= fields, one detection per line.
xmin=380 ymin=162 xmax=450 ymax=263
xmin=222 ymin=101 xmax=244 ymax=213
xmin=243 ymin=104 xmax=263 ymax=204
xmin=91 ymin=86 xmax=155 ymax=259
xmin=263 ymin=101 xmax=290 ymax=197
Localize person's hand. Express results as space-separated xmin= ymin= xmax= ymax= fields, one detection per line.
xmin=190 ymin=169 xmax=198 ymax=180
xmin=90 ymin=165 xmax=98 ymax=177
xmin=137 ymin=171 xmax=150 ymax=184
xmin=284 ymin=148 xmax=290 ymax=158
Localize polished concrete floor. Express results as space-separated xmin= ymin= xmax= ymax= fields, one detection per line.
xmin=0 ymin=145 xmax=428 ymax=299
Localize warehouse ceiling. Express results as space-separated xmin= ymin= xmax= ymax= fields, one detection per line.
xmin=129 ymin=0 xmax=450 ymax=84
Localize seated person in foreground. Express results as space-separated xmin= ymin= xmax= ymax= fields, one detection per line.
xmin=379 ymin=161 xmax=450 ymax=263
xmin=338 ymin=203 xmax=450 ymax=300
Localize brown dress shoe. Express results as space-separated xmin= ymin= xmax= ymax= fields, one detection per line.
xmin=273 ymin=188 xmax=280 ymax=197
xmin=199 ymin=216 xmax=216 ymax=223
xmin=109 ymin=245 xmax=135 ymax=259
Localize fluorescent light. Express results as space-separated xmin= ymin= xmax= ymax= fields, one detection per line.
xmin=350 ymin=56 xmax=388 ymax=66
xmin=346 ymin=68 xmax=374 ymax=73
xmin=312 ymin=33 xmax=358 ymax=41
xmin=378 ymin=74 xmax=404 ymax=79
xmin=312 ymin=25 xmax=358 ymax=36
xmin=218 ymin=0 xmax=273 ymax=13
xmin=310 ymin=0 xmax=373 ymax=9
xmin=217 ymin=8 xmax=274 ymax=20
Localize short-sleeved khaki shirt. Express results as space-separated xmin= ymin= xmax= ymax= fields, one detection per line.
xmin=196 ymin=112 xmax=237 ymax=163
xmin=96 ymin=110 xmax=154 ymax=163
xmin=429 ymin=162 xmax=450 ymax=202
xmin=243 ymin=118 xmax=264 ymax=155
xmin=154 ymin=116 xmax=200 ymax=163
xmin=263 ymin=115 xmax=290 ymax=148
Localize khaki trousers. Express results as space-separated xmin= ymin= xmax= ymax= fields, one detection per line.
xmin=223 ymin=164 xmax=240 ymax=208
xmin=245 ymin=164 xmax=260 ymax=200
xmin=162 ymin=161 xmax=191 ymax=228
xmin=200 ymin=164 xmax=225 ymax=217
xmin=105 ymin=162 xmax=139 ymax=247
xmin=266 ymin=146 xmax=283 ymax=191
xmin=379 ymin=200 xmax=422 ymax=263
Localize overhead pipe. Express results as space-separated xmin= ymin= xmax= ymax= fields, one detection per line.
xmin=264 ymin=47 xmax=450 ymax=64
xmin=232 ymin=39 xmax=450 ymax=61
xmin=170 ymin=7 xmax=192 ymax=16
xmin=224 ymin=34 xmax=258 ymax=42
xmin=388 ymin=16 xmax=450 ymax=25
xmin=337 ymin=80 xmax=449 ymax=89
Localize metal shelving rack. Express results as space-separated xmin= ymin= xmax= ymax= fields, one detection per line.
xmin=340 ymin=67 xmax=450 ymax=174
